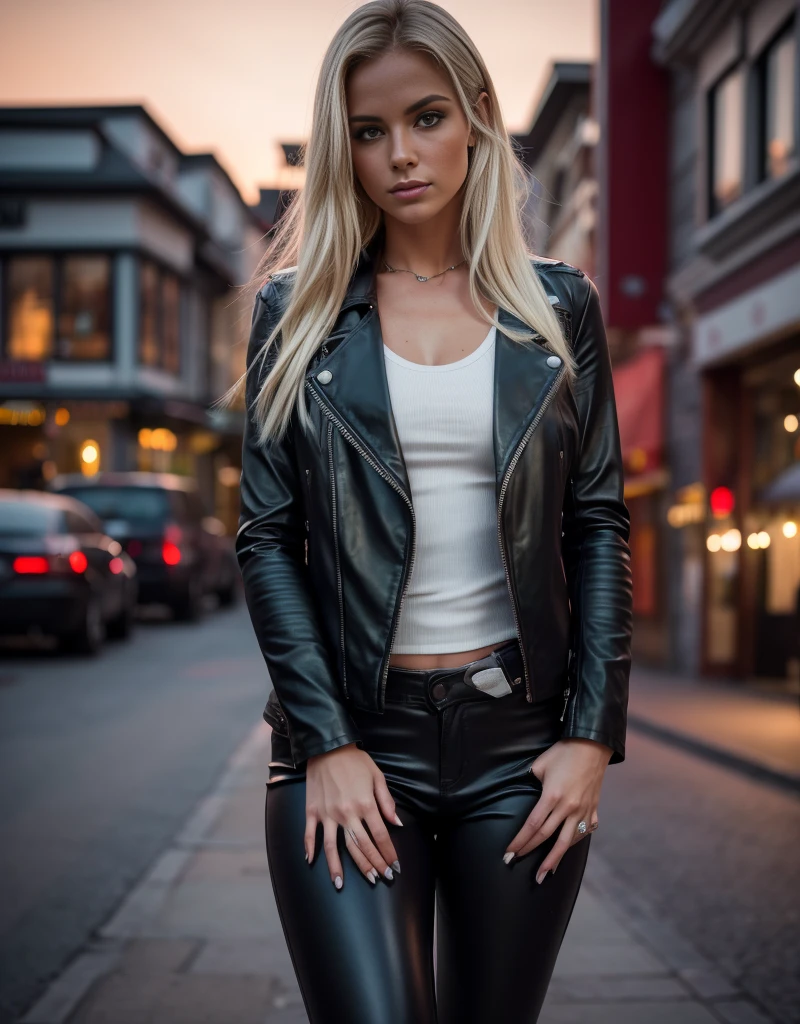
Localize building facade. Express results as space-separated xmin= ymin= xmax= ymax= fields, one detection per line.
xmin=654 ymin=0 xmax=800 ymax=683
xmin=0 ymin=105 xmax=268 ymax=531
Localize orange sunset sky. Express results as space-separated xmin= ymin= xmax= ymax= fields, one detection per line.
xmin=0 ymin=0 xmax=597 ymax=205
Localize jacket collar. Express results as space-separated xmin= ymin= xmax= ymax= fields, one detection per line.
xmin=306 ymin=229 xmax=565 ymax=497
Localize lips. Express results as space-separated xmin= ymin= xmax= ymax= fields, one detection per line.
xmin=389 ymin=182 xmax=431 ymax=199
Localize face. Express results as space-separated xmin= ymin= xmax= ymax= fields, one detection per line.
xmin=345 ymin=48 xmax=487 ymax=225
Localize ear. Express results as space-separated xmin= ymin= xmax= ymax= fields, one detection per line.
xmin=470 ymin=89 xmax=491 ymax=144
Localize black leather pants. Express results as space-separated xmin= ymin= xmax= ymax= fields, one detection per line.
xmin=265 ymin=638 xmax=592 ymax=1023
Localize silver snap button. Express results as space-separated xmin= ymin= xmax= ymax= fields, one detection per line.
xmin=317 ymin=369 xmax=333 ymax=384
xmin=546 ymin=355 xmax=561 ymax=368
xmin=547 ymin=294 xmax=559 ymax=304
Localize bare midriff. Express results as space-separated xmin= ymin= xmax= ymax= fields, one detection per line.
xmin=388 ymin=638 xmax=517 ymax=670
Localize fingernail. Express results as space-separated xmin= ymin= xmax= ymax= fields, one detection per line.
xmin=366 ymin=870 xmax=377 ymax=885
xmin=369 ymin=868 xmax=379 ymax=883
xmin=334 ymin=875 xmax=343 ymax=889
xmin=503 ymin=851 xmax=515 ymax=865
xmin=536 ymin=868 xmax=547 ymax=884
xmin=384 ymin=866 xmax=393 ymax=880
xmin=304 ymin=850 xmax=308 ymax=862
xmin=393 ymin=812 xmax=404 ymax=826
xmin=391 ymin=859 xmax=401 ymax=874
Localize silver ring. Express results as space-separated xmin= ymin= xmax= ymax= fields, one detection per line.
xmin=576 ymin=820 xmax=588 ymax=834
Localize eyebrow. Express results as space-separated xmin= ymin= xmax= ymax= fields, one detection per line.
xmin=348 ymin=94 xmax=452 ymax=123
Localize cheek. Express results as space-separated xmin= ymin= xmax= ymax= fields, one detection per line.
xmin=425 ymin=130 xmax=469 ymax=186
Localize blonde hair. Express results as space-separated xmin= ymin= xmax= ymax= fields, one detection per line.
xmin=221 ymin=0 xmax=577 ymax=446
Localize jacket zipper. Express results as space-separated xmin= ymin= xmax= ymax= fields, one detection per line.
xmin=560 ymin=648 xmax=573 ymax=722
xmin=306 ymin=380 xmax=416 ymax=708
xmin=327 ymin=419 xmax=347 ymax=697
xmin=496 ymin=364 xmax=568 ymax=703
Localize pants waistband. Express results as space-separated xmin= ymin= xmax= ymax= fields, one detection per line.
xmin=384 ymin=638 xmax=525 ymax=709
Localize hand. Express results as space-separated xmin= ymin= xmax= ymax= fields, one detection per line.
xmin=304 ymin=742 xmax=403 ymax=889
xmin=503 ymin=737 xmax=612 ymax=882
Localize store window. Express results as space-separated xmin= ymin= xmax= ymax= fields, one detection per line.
xmin=138 ymin=259 xmax=182 ymax=374
xmin=759 ymin=19 xmax=796 ymax=182
xmin=6 ymin=256 xmax=54 ymax=360
xmin=58 ymin=256 xmax=111 ymax=360
xmin=3 ymin=254 xmax=112 ymax=362
xmin=747 ymin=351 xmax=800 ymax=679
xmin=708 ymin=64 xmax=745 ymax=215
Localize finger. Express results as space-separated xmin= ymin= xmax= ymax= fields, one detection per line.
xmin=538 ymin=813 xmax=586 ymax=879
xmin=514 ymin=801 xmax=566 ymax=859
xmin=322 ymin=818 xmax=345 ymax=889
xmin=373 ymin=774 xmax=404 ymax=828
xmin=503 ymin=791 xmax=558 ymax=857
xmin=364 ymin=809 xmax=401 ymax=876
xmin=569 ymin=816 xmax=599 ymax=848
xmin=342 ymin=826 xmax=379 ymax=885
xmin=349 ymin=816 xmax=393 ymax=880
xmin=304 ymin=812 xmax=318 ymax=864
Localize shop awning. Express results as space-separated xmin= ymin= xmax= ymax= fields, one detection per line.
xmin=612 ymin=345 xmax=665 ymax=479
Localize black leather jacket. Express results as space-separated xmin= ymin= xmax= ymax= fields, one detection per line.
xmin=236 ymin=233 xmax=633 ymax=768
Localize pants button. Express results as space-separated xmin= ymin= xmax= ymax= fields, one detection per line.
xmin=431 ymin=681 xmax=447 ymax=701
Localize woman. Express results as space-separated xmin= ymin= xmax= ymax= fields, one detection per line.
xmin=231 ymin=1 xmax=633 ymax=1020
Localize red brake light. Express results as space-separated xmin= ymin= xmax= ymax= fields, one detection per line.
xmin=13 ymin=556 xmax=49 ymax=574
xmin=162 ymin=541 xmax=181 ymax=566
xmin=69 ymin=551 xmax=88 ymax=573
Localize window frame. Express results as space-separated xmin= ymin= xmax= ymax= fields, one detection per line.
xmin=755 ymin=14 xmax=797 ymax=185
xmin=0 ymin=249 xmax=116 ymax=364
xmin=137 ymin=255 xmax=185 ymax=376
xmin=706 ymin=60 xmax=747 ymax=218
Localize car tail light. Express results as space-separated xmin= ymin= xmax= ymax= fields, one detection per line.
xmin=13 ymin=556 xmax=49 ymax=574
xmin=69 ymin=551 xmax=88 ymax=573
xmin=126 ymin=539 xmax=142 ymax=557
xmin=13 ymin=550 xmax=90 ymax=575
xmin=162 ymin=523 xmax=183 ymax=566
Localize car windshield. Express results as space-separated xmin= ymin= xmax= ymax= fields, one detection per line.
xmin=0 ymin=501 xmax=62 ymax=536
xmin=58 ymin=487 xmax=170 ymax=521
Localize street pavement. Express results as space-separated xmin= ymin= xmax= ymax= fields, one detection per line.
xmin=17 ymin=660 xmax=795 ymax=1024
xmin=0 ymin=601 xmax=266 ymax=1023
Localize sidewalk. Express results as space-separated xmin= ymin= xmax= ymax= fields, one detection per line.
xmin=20 ymin=720 xmax=774 ymax=1024
xmin=628 ymin=666 xmax=800 ymax=791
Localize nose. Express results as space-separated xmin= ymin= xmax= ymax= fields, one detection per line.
xmin=389 ymin=128 xmax=418 ymax=170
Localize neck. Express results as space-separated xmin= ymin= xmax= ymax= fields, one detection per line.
xmin=380 ymin=210 xmax=465 ymax=278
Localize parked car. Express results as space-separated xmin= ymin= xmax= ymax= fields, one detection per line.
xmin=48 ymin=473 xmax=239 ymax=621
xmin=0 ymin=489 xmax=138 ymax=653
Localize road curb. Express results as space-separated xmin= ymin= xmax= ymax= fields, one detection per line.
xmin=628 ymin=713 xmax=800 ymax=796
xmin=17 ymin=721 xmax=268 ymax=1024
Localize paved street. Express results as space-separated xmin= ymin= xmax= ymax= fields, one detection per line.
xmin=0 ymin=602 xmax=266 ymax=1023
xmin=6 ymin=617 xmax=797 ymax=1024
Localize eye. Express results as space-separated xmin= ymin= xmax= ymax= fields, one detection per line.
xmin=352 ymin=110 xmax=446 ymax=142
xmin=417 ymin=111 xmax=445 ymax=128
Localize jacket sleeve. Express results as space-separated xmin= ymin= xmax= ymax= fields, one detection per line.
xmin=560 ymin=273 xmax=633 ymax=764
xmin=236 ymin=280 xmax=363 ymax=765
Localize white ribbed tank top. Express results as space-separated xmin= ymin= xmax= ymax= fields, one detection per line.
xmin=382 ymin=322 xmax=517 ymax=654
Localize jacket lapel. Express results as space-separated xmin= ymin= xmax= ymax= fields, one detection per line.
xmin=305 ymin=231 xmax=564 ymax=500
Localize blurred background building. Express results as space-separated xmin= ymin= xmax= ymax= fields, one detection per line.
xmin=0 ymin=104 xmax=277 ymax=531
xmin=515 ymin=0 xmax=799 ymax=687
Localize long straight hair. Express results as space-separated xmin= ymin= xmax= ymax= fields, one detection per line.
xmin=221 ymin=0 xmax=577 ymax=446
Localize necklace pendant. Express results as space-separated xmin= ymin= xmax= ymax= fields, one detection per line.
xmin=416 ymin=275 xmax=428 ymax=282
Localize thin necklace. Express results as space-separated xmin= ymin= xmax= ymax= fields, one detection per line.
xmin=382 ymin=257 xmax=467 ymax=283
